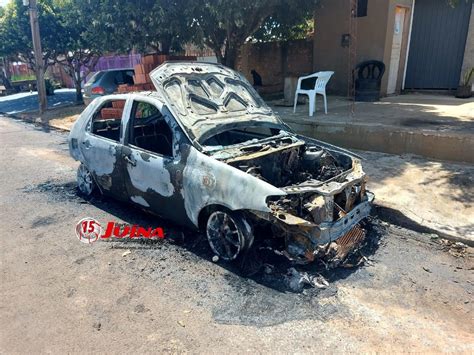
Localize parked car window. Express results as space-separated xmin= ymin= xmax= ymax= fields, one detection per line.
xmin=129 ymin=101 xmax=173 ymax=157
xmin=90 ymin=99 xmax=125 ymax=142
xmin=114 ymin=70 xmax=134 ymax=85
xmin=87 ymin=71 xmax=105 ymax=85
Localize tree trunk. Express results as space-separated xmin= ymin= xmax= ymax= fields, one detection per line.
xmin=213 ymin=48 xmax=224 ymax=65
xmin=74 ymin=66 xmax=83 ymax=103
xmin=160 ymin=35 xmax=172 ymax=55
xmin=224 ymin=42 xmax=240 ymax=69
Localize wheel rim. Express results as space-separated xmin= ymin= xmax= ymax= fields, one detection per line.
xmin=206 ymin=211 xmax=244 ymax=260
xmin=77 ymin=164 xmax=94 ymax=196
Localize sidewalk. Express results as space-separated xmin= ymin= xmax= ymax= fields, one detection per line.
xmin=272 ymin=93 xmax=474 ymax=164
xmin=361 ymin=151 xmax=474 ymax=244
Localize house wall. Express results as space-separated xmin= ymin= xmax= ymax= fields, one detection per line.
xmin=313 ymin=0 xmax=413 ymax=95
xmin=237 ymin=39 xmax=314 ymax=92
xmin=460 ymin=4 xmax=474 ymax=89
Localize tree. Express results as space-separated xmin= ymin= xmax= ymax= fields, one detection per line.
xmin=121 ymin=0 xmax=192 ymax=54
xmin=85 ymin=0 xmax=193 ymax=55
xmin=251 ymin=11 xmax=314 ymax=42
xmin=189 ymin=0 xmax=316 ymax=68
xmin=0 ymin=0 xmax=63 ymax=73
xmin=53 ymin=0 xmax=103 ymax=102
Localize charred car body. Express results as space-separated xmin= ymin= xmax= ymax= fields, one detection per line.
xmin=69 ymin=62 xmax=374 ymax=264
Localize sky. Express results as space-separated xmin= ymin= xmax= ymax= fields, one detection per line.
xmin=0 ymin=0 xmax=9 ymax=7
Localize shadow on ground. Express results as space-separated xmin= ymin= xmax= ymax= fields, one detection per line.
xmin=22 ymin=178 xmax=385 ymax=296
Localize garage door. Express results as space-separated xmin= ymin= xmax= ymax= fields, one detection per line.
xmin=405 ymin=0 xmax=472 ymax=90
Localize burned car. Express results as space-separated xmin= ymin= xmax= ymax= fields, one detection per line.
xmin=69 ymin=62 xmax=374 ymax=264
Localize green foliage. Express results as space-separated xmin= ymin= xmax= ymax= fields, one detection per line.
xmin=83 ymin=0 xmax=193 ymax=55
xmin=11 ymin=73 xmax=36 ymax=82
xmin=0 ymin=0 xmax=317 ymax=85
xmin=252 ymin=14 xmax=314 ymax=42
xmin=52 ymin=0 xmax=104 ymax=102
xmin=0 ymin=0 xmax=63 ymax=70
xmin=189 ymin=0 xmax=316 ymax=68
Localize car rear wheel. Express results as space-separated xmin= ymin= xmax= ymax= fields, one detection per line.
xmin=206 ymin=210 xmax=253 ymax=261
xmin=77 ymin=163 xmax=96 ymax=197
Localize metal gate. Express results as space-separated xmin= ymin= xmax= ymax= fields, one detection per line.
xmin=405 ymin=0 xmax=472 ymax=90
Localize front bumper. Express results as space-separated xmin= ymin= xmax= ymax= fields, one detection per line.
xmin=317 ymin=191 xmax=374 ymax=245
xmin=268 ymin=191 xmax=374 ymax=263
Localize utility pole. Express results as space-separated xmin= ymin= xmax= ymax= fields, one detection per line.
xmin=25 ymin=0 xmax=47 ymax=114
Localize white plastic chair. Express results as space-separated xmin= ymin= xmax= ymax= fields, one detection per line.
xmin=293 ymin=71 xmax=334 ymax=116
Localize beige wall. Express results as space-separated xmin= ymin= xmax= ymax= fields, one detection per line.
xmin=460 ymin=4 xmax=474 ymax=89
xmin=313 ymin=0 xmax=413 ymax=95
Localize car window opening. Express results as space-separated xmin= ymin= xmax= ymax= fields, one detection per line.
xmin=130 ymin=101 xmax=173 ymax=157
xmin=203 ymin=126 xmax=280 ymax=147
xmin=91 ymin=100 xmax=125 ymax=142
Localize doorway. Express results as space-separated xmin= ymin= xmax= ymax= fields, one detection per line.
xmin=387 ymin=6 xmax=409 ymax=95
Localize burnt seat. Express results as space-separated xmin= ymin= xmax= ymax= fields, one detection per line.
xmin=133 ymin=120 xmax=172 ymax=156
xmin=354 ymin=60 xmax=385 ymax=102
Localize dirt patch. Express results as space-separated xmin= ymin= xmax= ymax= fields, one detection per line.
xmin=17 ymin=104 xmax=84 ymax=131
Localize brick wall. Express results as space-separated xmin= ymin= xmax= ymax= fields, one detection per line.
xmin=237 ymin=39 xmax=313 ymax=93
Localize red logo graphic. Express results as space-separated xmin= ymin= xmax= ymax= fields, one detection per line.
xmin=76 ymin=217 xmax=102 ymax=244
xmin=75 ymin=218 xmax=165 ymax=244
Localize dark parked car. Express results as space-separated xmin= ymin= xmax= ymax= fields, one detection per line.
xmin=69 ymin=62 xmax=373 ymax=264
xmin=83 ymin=69 xmax=134 ymax=105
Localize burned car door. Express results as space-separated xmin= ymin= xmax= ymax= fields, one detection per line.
xmin=81 ymin=98 xmax=128 ymax=199
xmin=121 ymin=99 xmax=187 ymax=222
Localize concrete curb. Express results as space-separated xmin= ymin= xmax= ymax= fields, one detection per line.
xmin=0 ymin=112 xmax=72 ymax=133
xmin=284 ymin=118 xmax=474 ymax=164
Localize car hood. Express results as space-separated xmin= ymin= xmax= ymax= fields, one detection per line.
xmin=150 ymin=62 xmax=285 ymax=143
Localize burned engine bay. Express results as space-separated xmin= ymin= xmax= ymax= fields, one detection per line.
xmin=205 ymin=132 xmax=373 ymax=264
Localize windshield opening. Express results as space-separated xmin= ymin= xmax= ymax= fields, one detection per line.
xmin=202 ymin=125 xmax=283 ymax=147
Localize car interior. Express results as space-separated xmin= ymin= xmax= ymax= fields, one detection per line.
xmin=112 ymin=70 xmax=135 ymax=86
xmin=91 ymin=100 xmax=125 ymax=141
xmin=130 ymin=101 xmax=173 ymax=157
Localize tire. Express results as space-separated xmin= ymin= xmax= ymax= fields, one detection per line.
xmin=205 ymin=210 xmax=253 ymax=261
xmin=76 ymin=163 xmax=96 ymax=197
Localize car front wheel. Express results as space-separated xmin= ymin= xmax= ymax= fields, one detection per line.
xmin=206 ymin=210 xmax=253 ymax=261
xmin=77 ymin=163 xmax=96 ymax=197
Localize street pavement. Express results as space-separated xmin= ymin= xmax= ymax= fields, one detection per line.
xmin=0 ymin=116 xmax=472 ymax=353
xmin=0 ymin=89 xmax=76 ymax=114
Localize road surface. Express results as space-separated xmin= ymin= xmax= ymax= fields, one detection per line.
xmin=0 ymin=89 xmax=76 ymax=114
xmin=0 ymin=116 xmax=472 ymax=353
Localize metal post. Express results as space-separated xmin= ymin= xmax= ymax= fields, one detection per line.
xmin=27 ymin=0 xmax=47 ymax=114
